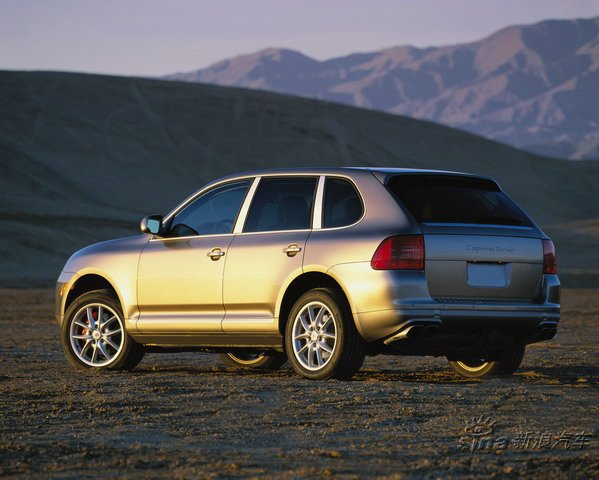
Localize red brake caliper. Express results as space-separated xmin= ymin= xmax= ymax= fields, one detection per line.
xmin=82 ymin=308 xmax=97 ymax=336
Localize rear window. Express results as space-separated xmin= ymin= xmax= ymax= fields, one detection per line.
xmin=388 ymin=175 xmax=532 ymax=226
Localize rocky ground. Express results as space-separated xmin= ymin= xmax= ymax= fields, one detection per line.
xmin=0 ymin=289 xmax=597 ymax=478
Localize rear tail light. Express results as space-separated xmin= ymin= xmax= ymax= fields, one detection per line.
xmin=371 ymin=235 xmax=425 ymax=270
xmin=542 ymin=239 xmax=557 ymax=274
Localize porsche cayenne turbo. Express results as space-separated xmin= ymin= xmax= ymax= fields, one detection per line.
xmin=56 ymin=168 xmax=560 ymax=379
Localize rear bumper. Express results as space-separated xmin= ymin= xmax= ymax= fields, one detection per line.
xmin=353 ymin=274 xmax=560 ymax=342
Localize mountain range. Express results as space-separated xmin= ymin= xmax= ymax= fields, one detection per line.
xmin=1 ymin=71 xmax=598 ymax=287
xmin=166 ymin=16 xmax=599 ymax=160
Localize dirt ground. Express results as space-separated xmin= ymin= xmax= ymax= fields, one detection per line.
xmin=0 ymin=289 xmax=597 ymax=479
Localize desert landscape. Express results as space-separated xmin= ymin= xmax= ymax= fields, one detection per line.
xmin=0 ymin=288 xmax=597 ymax=478
xmin=1 ymin=66 xmax=598 ymax=478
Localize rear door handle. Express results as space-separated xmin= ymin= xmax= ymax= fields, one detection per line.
xmin=207 ymin=248 xmax=225 ymax=260
xmin=283 ymin=244 xmax=302 ymax=257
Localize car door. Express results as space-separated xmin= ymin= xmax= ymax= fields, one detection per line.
xmin=136 ymin=179 xmax=252 ymax=334
xmin=222 ymin=176 xmax=318 ymax=334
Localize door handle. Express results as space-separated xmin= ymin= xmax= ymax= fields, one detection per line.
xmin=207 ymin=248 xmax=225 ymax=260
xmin=283 ymin=244 xmax=302 ymax=257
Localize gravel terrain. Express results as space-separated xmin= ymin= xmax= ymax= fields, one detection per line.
xmin=0 ymin=289 xmax=597 ymax=478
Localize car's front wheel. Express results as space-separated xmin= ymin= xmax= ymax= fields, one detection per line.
xmin=448 ymin=343 xmax=525 ymax=378
xmin=285 ymin=288 xmax=366 ymax=380
xmin=219 ymin=351 xmax=287 ymax=370
xmin=61 ymin=289 xmax=144 ymax=370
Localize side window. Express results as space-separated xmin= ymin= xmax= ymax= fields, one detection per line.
xmin=323 ymin=178 xmax=363 ymax=228
xmin=166 ymin=180 xmax=251 ymax=237
xmin=244 ymin=177 xmax=317 ymax=232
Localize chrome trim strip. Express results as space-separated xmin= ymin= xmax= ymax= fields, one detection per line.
xmin=232 ymin=228 xmax=312 ymax=237
xmin=313 ymin=175 xmax=326 ymax=229
xmin=376 ymin=303 xmax=560 ymax=312
xmin=149 ymin=233 xmax=234 ymax=242
xmin=234 ymin=176 xmax=261 ymax=234
xmin=422 ymin=222 xmax=534 ymax=230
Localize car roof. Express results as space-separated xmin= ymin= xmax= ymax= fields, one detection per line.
xmin=218 ymin=166 xmax=493 ymax=185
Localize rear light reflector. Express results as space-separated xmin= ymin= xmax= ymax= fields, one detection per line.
xmin=542 ymin=239 xmax=557 ymax=274
xmin=371 ymin=235 xmax=425 ymax=270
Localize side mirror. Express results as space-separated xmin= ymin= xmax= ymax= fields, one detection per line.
xmin=140 ymin=215 xmax=163 ymax=235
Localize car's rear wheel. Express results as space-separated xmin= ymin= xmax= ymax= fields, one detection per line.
xmin=448 ymin=343 xmax=525 ymax=378
xmin=219 ymin=351 xmax=287 ymax=370
xmin=61 ymin=289 xmax=144 ymax=370
xmin=285 ymin=288 xmax=366 ymax=380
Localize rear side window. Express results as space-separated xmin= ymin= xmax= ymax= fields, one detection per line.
xmin=323 ymin=178 xmax=363 ymax=228
xmin=388 ymin=175 xmax=532 ymax=226
xmin=244 ymin=177 xmax=317 ymax=232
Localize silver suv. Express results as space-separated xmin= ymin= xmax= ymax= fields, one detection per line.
xmin=56 ymin=168 xmax=560 ymax=379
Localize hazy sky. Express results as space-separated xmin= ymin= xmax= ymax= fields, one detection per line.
xmin=1 ymin=0 xmax=598 ymax=76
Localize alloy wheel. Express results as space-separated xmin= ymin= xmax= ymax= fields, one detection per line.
xmin=291 ymin=301 xmax=337 ymax=371
xmin=69 ymin=303 xmax=124 ymax=367
xmin=455 ymin=358 xmax=489 ymax=373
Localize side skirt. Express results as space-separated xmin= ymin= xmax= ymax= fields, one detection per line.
xmin=132 ymin=333 xmax=284 ymax=352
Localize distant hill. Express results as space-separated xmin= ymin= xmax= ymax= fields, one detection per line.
xmin=167 ymin=17 xmax=599 ymax=160
xmin=1 ymin=71 xmax=598 ymax=287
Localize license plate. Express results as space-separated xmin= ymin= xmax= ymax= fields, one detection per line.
xmin=467 ymin=262 xmax=511 ymax=287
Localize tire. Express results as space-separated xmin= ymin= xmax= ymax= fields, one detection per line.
xmin=448 ymin=343 xmax=525 ymax=378
xmin=219 ymin=351 xmax=287 ymax=370
xmin=285 ymin=288 xmax=366 ymax=380
xmin=61 ymin=289 xmax=145 ymax=370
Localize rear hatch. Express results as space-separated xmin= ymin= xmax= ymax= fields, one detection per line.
xmin=387 ymin=173 xmax=543 ymax=302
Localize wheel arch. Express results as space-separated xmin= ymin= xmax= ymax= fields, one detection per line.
xmin=276 ymin=270 xmax=356 ymax=337
xmin=64 ymin=272 xmax=124 ymax=316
